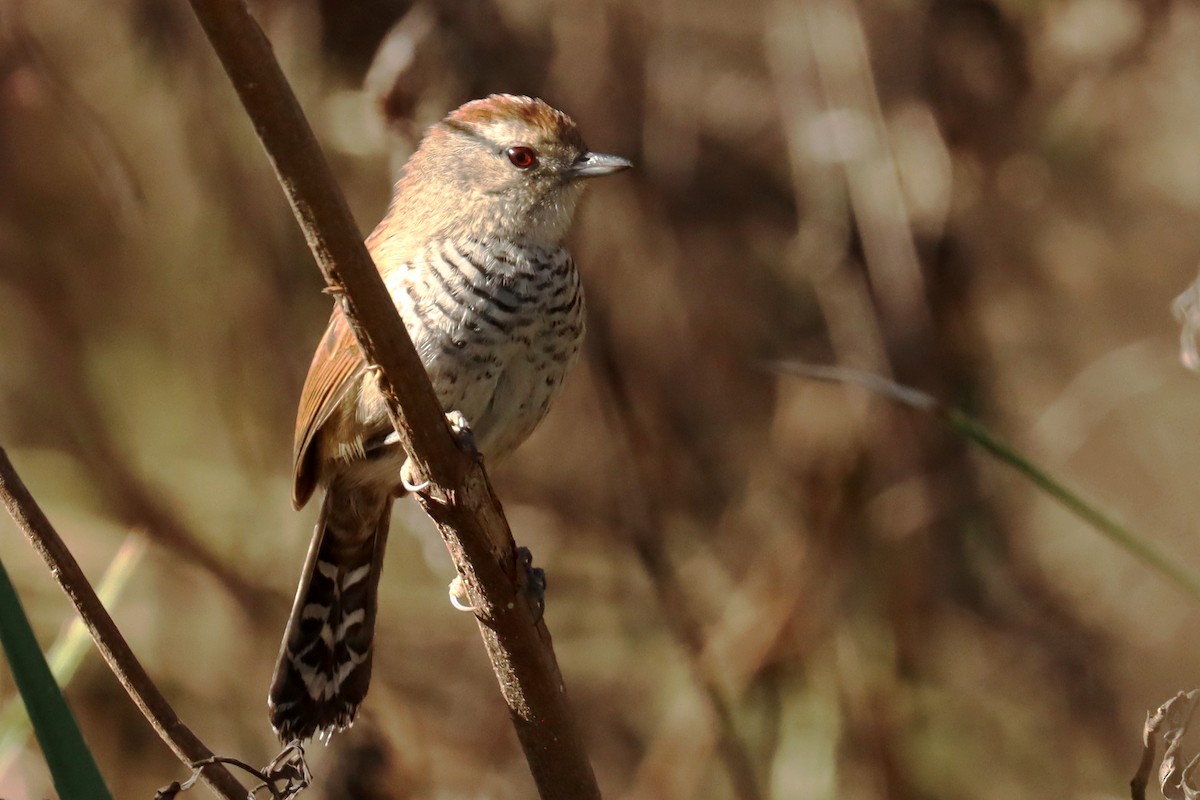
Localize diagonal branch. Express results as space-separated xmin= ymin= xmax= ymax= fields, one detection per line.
xmin=0 ymin=448 xmax=248 ymax=800
xmin=183 ymin=1 xmax=600 ymax=797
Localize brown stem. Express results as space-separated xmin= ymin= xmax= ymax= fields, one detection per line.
xmin=182 ymin=0 xmax=600 ymax=796
xmin=0 ymin=448 xmax=247 ymax=799
xmin=585 ymin=318 xmax=764 ymax=800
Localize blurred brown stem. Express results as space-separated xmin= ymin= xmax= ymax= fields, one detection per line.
xmin=586 ymin=320 xmax=764 ymax=800
xmin=0 ymin=447 xmax=248 ymax=800
xmin=75 ymin=435 xmax=287 ymax=621
xmin=183 ymin=0 xmax=600 ymax=797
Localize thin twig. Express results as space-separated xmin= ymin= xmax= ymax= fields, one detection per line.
xmin=183 ymin=1 xmax=599 ymax=796
xmin=0 ymin=448 xmax=248 ymax=799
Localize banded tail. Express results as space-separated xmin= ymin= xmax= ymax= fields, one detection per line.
xmin=269 ymin=484 xmax=392 ymax=741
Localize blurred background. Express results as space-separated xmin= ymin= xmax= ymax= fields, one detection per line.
xmin=1 ymin=0 xmax=1199 ymax=797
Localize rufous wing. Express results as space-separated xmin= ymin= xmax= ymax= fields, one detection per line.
xmin=292 ymin=308 xmax=367 ymax=509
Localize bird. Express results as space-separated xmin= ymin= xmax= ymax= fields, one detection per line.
xmin=268 ymin=94 xmax=631 ymax=742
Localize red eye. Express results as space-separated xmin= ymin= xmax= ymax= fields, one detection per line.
xmin=506 ymin=146 xmax=538 ymax=169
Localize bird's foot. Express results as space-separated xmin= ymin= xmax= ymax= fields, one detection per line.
xmin=396 ymin=411 xmax=477 ymax=494
xmin=447 ymin=575 xmax=476 ymax=612
xmin=445 ymin=410 xmax=480 ymax=460
xmin=399 ymin=459 xmax=430 ymax=493
xmin=516 ymin=546 xmax=547 ymax=624
xmin=446 ymin=546 xmax=547 ymax=623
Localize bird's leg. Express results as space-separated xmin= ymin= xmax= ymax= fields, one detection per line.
xmin=446 ymin=546 xmax=547 ymax=622
xmin=396 ymin=409 xmax=544 ymax=619
xmin=392 ymin=410 xmax=479 ymax=493
xmin=442 ymin=411 xmax=545 ymax=618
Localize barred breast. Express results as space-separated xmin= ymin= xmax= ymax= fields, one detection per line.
xmin=385 ymin=237 xmax=585 ymax=461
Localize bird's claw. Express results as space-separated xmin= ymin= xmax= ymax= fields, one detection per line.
xmin=400 ymin=459 xmax=430 ymax=493
xmin=447 ymin=575 xmax=477 ymax=612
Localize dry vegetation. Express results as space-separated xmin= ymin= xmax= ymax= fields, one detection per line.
xmin=2 ymin=0 xmax=1200 ymax=797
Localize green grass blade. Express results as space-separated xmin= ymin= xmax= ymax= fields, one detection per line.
xmin=0 ymin=553 xmax=114 ymax=799
xmin=944 ymin=409 xmax=1200 ymax=602
xmin=0 ymin=534 xmax=146 ymax=778
xmin=769 ymin=361 xmax=1200 ymax=603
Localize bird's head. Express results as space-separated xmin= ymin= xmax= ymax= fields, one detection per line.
xmin=389 ymin=94 xmax=631 ymax=246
